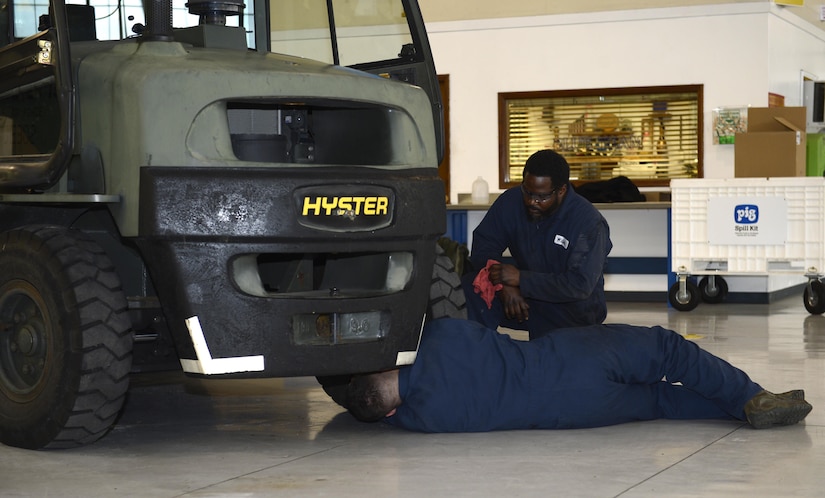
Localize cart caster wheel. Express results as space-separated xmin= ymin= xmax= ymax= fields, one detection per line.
xmin=699 ymin=276 xmax=728 ymax=304
xmin=804 ymin=280 xmax=825 ymax=315
xmin=668 ymin=280 xmax=700 ymax=311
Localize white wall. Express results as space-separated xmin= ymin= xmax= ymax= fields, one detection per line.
xmin=768 ymin=9 xmax=825 ymax=107
xmin=427 ymin=3 xmax=825 ymax=204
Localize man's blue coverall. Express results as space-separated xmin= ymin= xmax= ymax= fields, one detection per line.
xmin=387 ymin=319 xmax=763 ymax=433
xmin=463 ymin=184 xmax=612 ymax=338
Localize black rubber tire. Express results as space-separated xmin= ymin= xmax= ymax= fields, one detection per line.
xmin=0 ymin=226 xmax=133 ymax=449
xmin=318 ymin=243 xmax=468 ymax=408
xmin=804 ymin=280 xmax=825 ymax=315
xmin=426 ymin=244 xmax=467 ymax=321
xmin=668 ymin=280 xmax=700 ymax=312
xmin=699 ymin=276 xmax=728 ymax=304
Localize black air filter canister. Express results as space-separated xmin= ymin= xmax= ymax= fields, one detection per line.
xmin=143 ymin=0 xmax=174 ymax=42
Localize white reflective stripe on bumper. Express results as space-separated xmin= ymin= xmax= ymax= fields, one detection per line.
xmin=395 ymin=350 xmax=417 ymax=365
xmin=179 ymin=316 xmax=265 ymax=375
xmin=396 ymin=314 xmax=425 ymax=366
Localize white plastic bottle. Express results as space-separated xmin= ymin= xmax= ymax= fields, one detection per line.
xmin=471 ymin=176 xmax=490 ymax=204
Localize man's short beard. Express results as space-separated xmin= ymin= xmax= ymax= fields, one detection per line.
xmin=525 ymin=205 xmax=546 ymax=221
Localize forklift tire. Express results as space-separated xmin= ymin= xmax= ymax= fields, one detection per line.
xmin=318 ymin=243 xmax=467 ymax=408
xmin=427 ymin=243 xmax=468 ymax=321
xmin=0 ymin=226 xmax=133 ymax=449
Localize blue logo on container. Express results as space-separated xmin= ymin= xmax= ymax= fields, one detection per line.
xmin=734 ymin=205 xmax=759 ymax=224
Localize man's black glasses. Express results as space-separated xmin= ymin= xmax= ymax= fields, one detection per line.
xmin=521 ymin=184 xmax=557 ymax=203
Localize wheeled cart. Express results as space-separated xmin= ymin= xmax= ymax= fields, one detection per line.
xmin=669 ymin=177 xmax=825 ymax=313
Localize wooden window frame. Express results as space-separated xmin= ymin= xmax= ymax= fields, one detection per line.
xmin=498 ymin=84 xmax=704 ymax=189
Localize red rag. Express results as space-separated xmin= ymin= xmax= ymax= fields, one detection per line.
xmin=472 ymin=259 xmax=504 ymax=309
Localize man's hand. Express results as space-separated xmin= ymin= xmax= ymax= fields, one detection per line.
xmin=488 ymin=263 xmax=520 ymax=287
xmin=497 ymin=285 xmax=529 ymax=322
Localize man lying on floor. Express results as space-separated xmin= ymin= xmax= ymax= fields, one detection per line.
xmin=346 ymin=318 xmax=812 ymax=431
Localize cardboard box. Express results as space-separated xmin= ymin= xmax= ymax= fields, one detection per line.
xmin=768 ymin=92 xmax=785 ymax=108
xmin=734 ymin=106 xmax=806 ymax=177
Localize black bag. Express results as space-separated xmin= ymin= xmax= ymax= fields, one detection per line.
xmin=575 ymin=176 xmax=646 ymax=203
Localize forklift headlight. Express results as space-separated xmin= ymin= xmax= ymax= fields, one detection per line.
xmin=384 ymin=252 xmax=413 ymax=292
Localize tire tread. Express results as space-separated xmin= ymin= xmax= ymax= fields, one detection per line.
xmin=0 ymin=225 xmax=133 ymax=449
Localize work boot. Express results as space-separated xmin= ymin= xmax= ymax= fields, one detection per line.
xmin=744 ymin=390 xmax=812 ymax=429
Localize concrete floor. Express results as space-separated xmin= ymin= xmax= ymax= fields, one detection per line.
xmin=3 ymin=295 xmax=825 ymax=497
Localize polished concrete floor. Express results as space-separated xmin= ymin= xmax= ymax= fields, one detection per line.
xmin=3 ymin=294 xmax=825 ymax=497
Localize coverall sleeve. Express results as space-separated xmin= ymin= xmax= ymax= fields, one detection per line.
xmin=518 ymin=220 xmax=610 ymax=303
xmin=469 ymin=204 xmax=511 ymax=270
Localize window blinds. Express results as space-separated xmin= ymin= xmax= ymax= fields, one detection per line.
xmin=501 ymin=87 xmax=702 ymax=185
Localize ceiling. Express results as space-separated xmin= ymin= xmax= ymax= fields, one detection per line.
xmin=418 ymin=0 xmax=825 ymax=32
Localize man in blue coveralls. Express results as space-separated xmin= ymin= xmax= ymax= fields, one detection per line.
xmin=345 ymin=319 xmax=812 ymax=432
xmin=463 ymin=149 xmax=612 ymax=338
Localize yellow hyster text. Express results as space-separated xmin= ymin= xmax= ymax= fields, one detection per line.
xmin=302 ymin=196 xmax=389 ymax=216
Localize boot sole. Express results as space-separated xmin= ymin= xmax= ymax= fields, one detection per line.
xmin=747 ymin=401 xmax=812 ymax=429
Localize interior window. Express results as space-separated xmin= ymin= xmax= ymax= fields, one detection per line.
xmin=499 ymin=85 xmax=703 ymax=189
